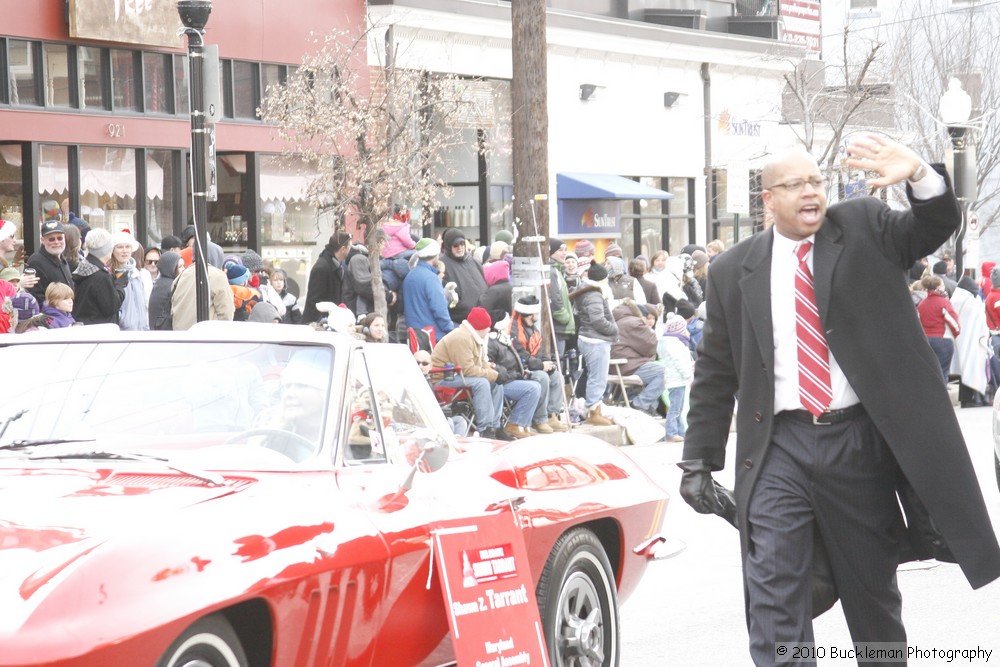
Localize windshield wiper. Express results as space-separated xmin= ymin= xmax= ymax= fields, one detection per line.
xmin=24 ymin=449 xmax=227 ymax=487
xmin=0 ymin=438 xmax=96 ymax=450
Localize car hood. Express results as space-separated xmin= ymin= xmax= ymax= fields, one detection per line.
xmin=0 ymin=465 xmax=247 ymax=603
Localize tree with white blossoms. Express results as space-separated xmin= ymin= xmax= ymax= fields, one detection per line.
xmin=259 ymin=25 xmax=487 ymax=319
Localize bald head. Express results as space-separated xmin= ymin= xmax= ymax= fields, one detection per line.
xmin=761 ymin=148 xmax=818 ymax=189
xmin=761 ymin=149 xmax=827 ymax=241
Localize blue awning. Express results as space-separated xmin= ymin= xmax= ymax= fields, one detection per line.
xmin=557 ymin=172 xmax=674 ymax=200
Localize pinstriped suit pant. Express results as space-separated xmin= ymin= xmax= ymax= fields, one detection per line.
xmin=745 ymin=411 xmax=907 ymax=666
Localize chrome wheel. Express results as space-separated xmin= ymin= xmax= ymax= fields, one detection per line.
xmin=537 ymin=528 xmax=619 ymax=667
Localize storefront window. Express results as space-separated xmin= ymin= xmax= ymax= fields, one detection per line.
xmin=143 ymin=53 xmax=170 ymax=114
xmin=259 ymin=154 xmax=331 ymax=303
xmin=38 ymin=144 xmax=68 ymax=225
xmin=43 ymin=44 xmax=71 ymax=108
xmin=80 ymin=146 xmax=137 ymax=233
xmin=146 ymin=149 xmax=175 ymax=249
xmin=210 ymin=153 xmax=248 ymax=248
xmin=79 ymin=46 xmax=107 ymax=110
xmin=174 ymin=55 xmax=189 ymax=115
xmin=232 ymin=61 xmax=258 ymax=119
xmin=0 ymin=145 xmax=25 ymax=242
xmin=111 ymin=49 xmax=140 ymax=112
xmin=8 ymin=40 xmax=39 ymax=107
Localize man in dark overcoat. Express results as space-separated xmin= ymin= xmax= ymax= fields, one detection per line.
xmin=302 ymin=231 xmax=352 ymax=323
xmin=678 ymin=135 xmax=1000 ymax=666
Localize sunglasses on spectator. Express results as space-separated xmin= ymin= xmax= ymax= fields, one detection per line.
xmin=418 ymin=361 xmax=431 ymax=366
xmin=145 ymin=259 xmax=159 ymax=265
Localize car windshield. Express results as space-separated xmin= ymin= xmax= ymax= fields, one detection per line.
xmin=0 ymin=341 xmax=333 ymax=470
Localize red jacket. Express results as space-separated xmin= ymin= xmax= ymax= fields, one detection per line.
xmin=985 ymin=286 xmax=1000 ymax=332
xmin=917 ymin=291 xmax=960 ymax=337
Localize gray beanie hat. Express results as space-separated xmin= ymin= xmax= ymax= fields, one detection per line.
xmin=85 ymin=228 xmax=114 ymax=259
xmin=991 ymin=266 xmax=1000 ymax=288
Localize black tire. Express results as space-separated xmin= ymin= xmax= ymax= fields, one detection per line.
xmin=536 ymin=527 xmax=620 ymax=667
xmin=156 ymin=614 xmax=248 ymax=667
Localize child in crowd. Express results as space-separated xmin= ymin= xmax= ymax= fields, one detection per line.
xmin=42 ymin=282 xmax=77 ymax=328
xmin=380 ymin=208 xmax=416 ymax=292
xmin=658 ymin=313 xmax=694 ymax=443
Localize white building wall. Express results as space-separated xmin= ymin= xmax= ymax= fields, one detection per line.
xmin=369 ymin=4 xmax=803 ymax=247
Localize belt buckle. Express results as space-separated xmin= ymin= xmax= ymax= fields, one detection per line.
xmin=812 ymin=411 xmax=832 ymax=426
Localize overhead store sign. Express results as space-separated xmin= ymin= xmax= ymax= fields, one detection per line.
xmin=780 ymin=0 xmax=821 ymax=55
xmin=69 ymin=0 xmax=184 ymax=49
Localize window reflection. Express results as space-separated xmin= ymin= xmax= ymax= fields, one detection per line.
xmin=79 ymin=46 xmax=107 ymax=110
xmin=174 ymin=55 xmax=189 ymax=115
xmin=8 ymin=40 xmax=38 ymax=106
xmin=43 ymin=44 xmax=71 ymax=108
xmin=79 ymin=146 xmax=137 ymax=233
xmin=143 ymin=53 xmax=170 ymax=114
xmin=111 ymin=49 xmax=139 ymax=112
xmin=38 ymin=144 xmax=68 ymax=224
xmin=0 ymin=145 xmax=25 ymax=239
xmin=146 ymin=150 xmax=174 ymax=248
xmin=233 ymin=61 xmax=258 ymax=119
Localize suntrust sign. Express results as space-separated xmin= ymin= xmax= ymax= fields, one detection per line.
xmin=557 ymin=199 xmax=621 ymax=238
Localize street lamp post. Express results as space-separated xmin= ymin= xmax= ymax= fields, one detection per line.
xmin=939 ymin=77 xmax=975 ymax=278
xmin=178 ymin=0 xmax=213 ymax=322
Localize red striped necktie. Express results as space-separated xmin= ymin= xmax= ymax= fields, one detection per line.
xmin=795 ymin=241 xmax=832 ymax=416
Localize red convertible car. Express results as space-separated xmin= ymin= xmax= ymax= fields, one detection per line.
xmin=0 ymin=323 xmax=669 ymax=667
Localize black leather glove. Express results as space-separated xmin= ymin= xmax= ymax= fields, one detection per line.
xmin=495 ymin=368 xmax=514 ymax=385
xmin=677 ymin=459 xmax=726 ymax=516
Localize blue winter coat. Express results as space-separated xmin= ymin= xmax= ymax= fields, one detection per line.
xmin=403 ymin=260 xmax=455 ymax=343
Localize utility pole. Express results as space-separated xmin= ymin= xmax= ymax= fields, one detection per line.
xmin=511 ymin=0 xmax=549 ymax=258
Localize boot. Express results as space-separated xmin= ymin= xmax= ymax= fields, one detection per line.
xmin=532 ymin=420 xmax=554 ymax=434
xmin=491 ymin=426 xmax=516 ymax=442
xmin=504 ymin=422 xmax=531 ymax=439
xmin=586 ymin=403 xmax=613 ymax=426
xmin=548 ymin=414 xmax=569 ymax=432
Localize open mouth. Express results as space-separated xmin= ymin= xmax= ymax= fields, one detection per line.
xmin=799 ymin=204 xmax=822 ymax=224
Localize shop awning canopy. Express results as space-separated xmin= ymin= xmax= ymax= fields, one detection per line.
xmin=556 ymin=172 xmax=674 ymax=200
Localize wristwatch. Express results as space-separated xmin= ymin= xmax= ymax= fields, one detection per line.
xmin=909 ymin=162 xmax=927 ymax=182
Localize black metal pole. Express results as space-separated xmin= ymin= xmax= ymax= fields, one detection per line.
xmin=178 ymin=1 xmax=212 ymax=322
xmin=949 ymin=125 xmax=967 ymax=278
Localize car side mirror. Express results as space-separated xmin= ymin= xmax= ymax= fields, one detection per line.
xmin=399 ymin=431 xmax=450 ymax=491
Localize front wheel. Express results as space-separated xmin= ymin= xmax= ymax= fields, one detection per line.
xmin=156 ymin=614 xmax=248 ymax=667
xmin=536 ymin=527 xmax=620 ymax=667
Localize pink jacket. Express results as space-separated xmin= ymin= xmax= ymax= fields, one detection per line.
xmin=381 ymin=220 xmax=416 ymax=258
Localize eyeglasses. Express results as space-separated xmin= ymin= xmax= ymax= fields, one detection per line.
xmin=768 ymin=177 xmax=825 ymax=193
xmin=417 ymin=361 xmax=432 ymax=366
xmin=145 ymin=259 xmax=159 ymax=265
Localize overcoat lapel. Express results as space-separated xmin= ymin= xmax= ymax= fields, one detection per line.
xmin=739 ymin=229 xmax=775 ymax=371
xmin=813 ymin=223 xmax=844 ymax=320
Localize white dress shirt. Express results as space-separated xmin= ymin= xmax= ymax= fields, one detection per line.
xmin=770 ymin=162 xmax=946 ymax=414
